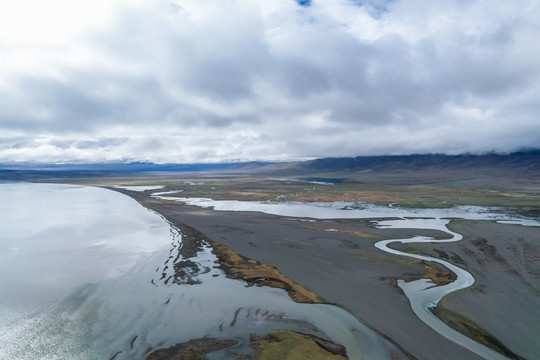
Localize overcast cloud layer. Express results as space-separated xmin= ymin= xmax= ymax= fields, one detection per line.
xmin=1 ymin=0 xmax=539 ymax=163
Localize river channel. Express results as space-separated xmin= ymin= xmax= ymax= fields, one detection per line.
xmin=153 ymin=193 xmax=540 ymax=360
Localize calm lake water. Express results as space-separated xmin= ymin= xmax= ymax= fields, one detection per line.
xmin=0 ymin=183 xmax=398 ymax=360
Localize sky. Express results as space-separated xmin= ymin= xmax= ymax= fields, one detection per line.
xmin=0 ymin=0 xmax=539 ymax=164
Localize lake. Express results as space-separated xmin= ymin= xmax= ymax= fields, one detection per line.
xmin=0 ymin=182 xmax=399 ymax=359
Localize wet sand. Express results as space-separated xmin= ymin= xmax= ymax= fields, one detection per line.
xmin=119 ymin=189 xmax=507 ymax=360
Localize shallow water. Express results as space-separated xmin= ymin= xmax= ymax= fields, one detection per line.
xmin=152 ymin=195 xmax=533 ymax=222
xmin=113 ymin=185 xmax=165 ymax=191
xmin=0 ymin=183 xmax=397 ymax=359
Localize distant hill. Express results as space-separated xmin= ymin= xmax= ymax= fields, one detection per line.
xmin=283 ymin=150 xmax=540 ymax=174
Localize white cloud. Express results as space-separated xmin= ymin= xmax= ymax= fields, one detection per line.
xmin=0 ymin=0 xmax=539 ymax=163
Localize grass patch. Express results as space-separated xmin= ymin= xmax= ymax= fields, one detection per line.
xmin=252 ymin=330 xmax=348 ymax=360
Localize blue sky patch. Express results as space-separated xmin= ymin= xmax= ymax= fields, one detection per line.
xmin=350 ymin=0 xmax=394 ymax=17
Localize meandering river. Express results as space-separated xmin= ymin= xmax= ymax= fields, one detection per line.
xmin=153 ymin=193 xmax=540 ymax=360
xmin=374 ymin=219 xmax=508 ymax=360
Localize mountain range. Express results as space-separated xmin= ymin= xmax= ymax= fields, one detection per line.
xmin=1 ymin=150 xmax=539 ymax=176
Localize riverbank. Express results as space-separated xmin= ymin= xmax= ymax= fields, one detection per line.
xmin=175 ymin=222 xmax=323 ymax=303
xmin=120 ymin=189 xmax=492 ymax=360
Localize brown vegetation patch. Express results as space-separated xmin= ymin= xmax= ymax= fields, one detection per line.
xmin=145 ymin=338 xmax=238 ymax=360
xmin=420 ymin=261 xmax=456 ymax=285
xmin=208 ymin=239 xmax=323 ymax=304
xmin=392 ymin=261 xmax=456 ymax=287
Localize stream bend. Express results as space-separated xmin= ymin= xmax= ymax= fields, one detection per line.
xmin=374 ymin=218 xmax=509 ymax=360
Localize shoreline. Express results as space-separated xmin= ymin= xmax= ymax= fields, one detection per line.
xmin=165 ymin=217 xmax=324 ymax=304
xmin=136 ymin=204 xmax=410 ymax=359
xmin=118 ymin=188 xmax=487 ymax=359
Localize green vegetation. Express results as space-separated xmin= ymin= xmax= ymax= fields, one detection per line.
xmin=253 ymin=330 xmax=348 ymax=360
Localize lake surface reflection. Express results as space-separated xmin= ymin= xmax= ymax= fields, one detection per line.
xmin=0 ymin=183 xmax=397 ymax=359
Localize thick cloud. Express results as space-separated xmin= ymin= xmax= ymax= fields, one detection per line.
xmin=0 ymin=0 xmax=539 ymax=163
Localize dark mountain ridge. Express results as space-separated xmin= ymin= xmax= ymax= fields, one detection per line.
xmin=291 ymin=150 xmax=540 ymax=173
